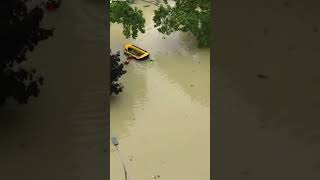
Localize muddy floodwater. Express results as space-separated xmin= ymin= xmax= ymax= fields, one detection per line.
xmin=0 ymin=0 xmax=209 ymax=179
xmin=110 ymin=1 xmax=210 ymax=179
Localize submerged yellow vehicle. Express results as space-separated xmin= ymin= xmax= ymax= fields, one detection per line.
xmin=124 ymin=44 xmax=150 ymax=60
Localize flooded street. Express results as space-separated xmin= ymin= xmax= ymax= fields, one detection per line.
xmin=110 ymin=1 xmax=210 ymax=179
xmin=0 ymin=0 xmax=209 ymax=179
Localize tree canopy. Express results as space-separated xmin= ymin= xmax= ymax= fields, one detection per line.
xmin=0 ymin=0 xmax=53 ymax=106
xmin=153 ymin=0 xmax=210 ymax=47
xmin=110 ymin=1 xmax=145 ymax=39
xmin=110 ymin=51 xmax=127 ymax=95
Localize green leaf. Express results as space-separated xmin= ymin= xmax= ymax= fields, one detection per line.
xmin=110 ymin=1 xmax=145 ymax=39
xmin=153 ymin=0 xmax=210 ymax=47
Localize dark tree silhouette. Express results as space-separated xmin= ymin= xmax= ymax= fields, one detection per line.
xmin=110 ymin=51 xmax=126 ymax=95
xmin=0 ymin=0 xmax=53 ymax=106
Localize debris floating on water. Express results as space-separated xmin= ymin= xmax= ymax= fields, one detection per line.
xmin=129 ymin=155 xmax=133 ymax=161
xmin=152 ymin=174 xmax=161 ymax=179
xmin=149 ymin=59 xmax=155 ymax=64
xmin=257 ymin=74 xmax=269 ymax=79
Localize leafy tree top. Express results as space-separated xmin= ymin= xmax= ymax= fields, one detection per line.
xmin=110 ymin=1 xmax=145 ymax=39
xmin=153 ymin=0 xmax=210 ymax=47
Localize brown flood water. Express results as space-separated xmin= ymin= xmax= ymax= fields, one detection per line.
xmin=0 ymin=0 xmax=209 ymax=179
xmin=110 ymin=1 xmax=210 ymax=179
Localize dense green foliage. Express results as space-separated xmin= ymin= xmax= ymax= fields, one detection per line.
xmin=110 ymin=1 xmax=145 ymax=39
xmin=0 ymin=0 xmax=53 ymax=106
xmin=153 ymin=0 xmax=210 ymax=47
xmin=110 ymin=51 xmax=127 ymax=95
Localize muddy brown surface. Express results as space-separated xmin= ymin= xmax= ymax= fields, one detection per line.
xmin=110 ymin=1 xmax=210 ymax=180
